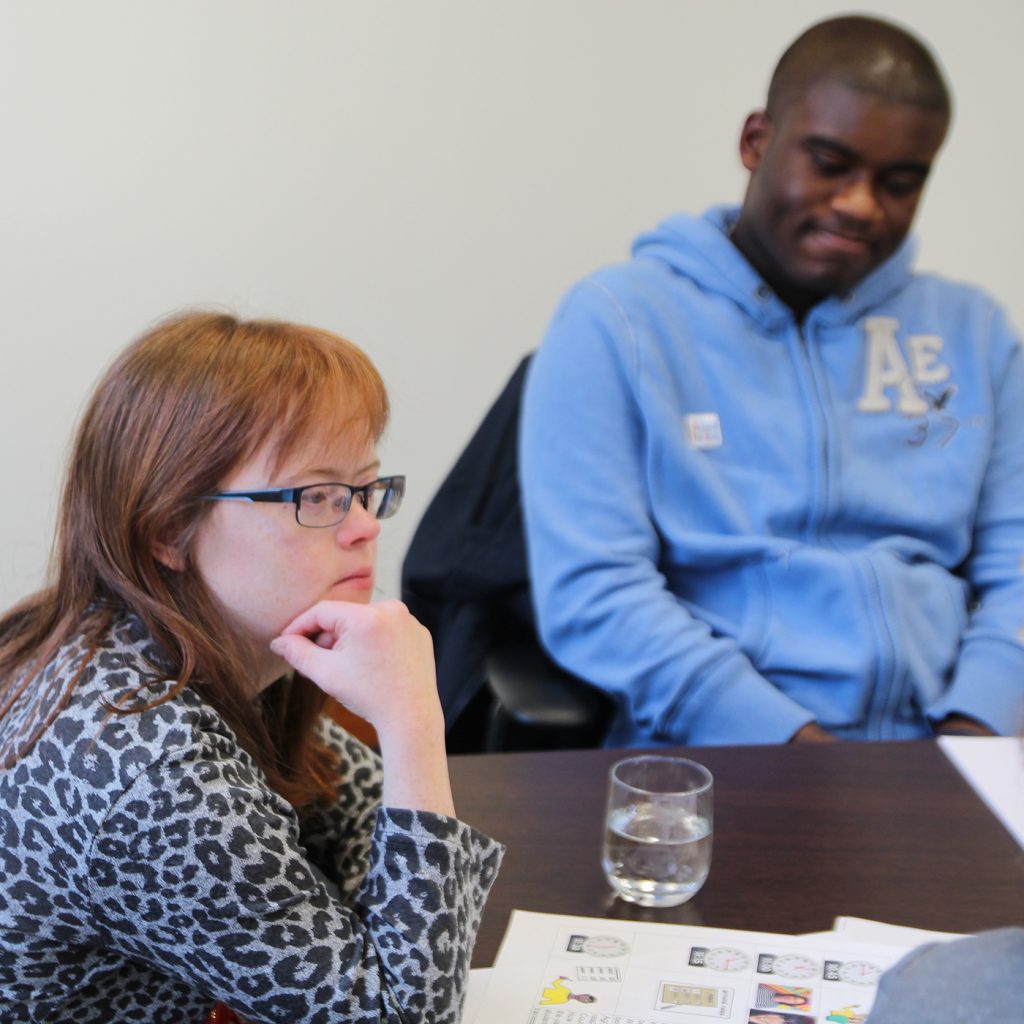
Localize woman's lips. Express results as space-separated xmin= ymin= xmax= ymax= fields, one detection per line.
xmin=331 ymin=569 xmax=374 ymax=592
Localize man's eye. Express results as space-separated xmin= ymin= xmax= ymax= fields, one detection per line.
xmin=882 ymin=175 xmax=924 ymax=198
xmin=809 ymin=152 xmax=849 ymax=176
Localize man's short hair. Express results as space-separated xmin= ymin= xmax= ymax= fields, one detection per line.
xmin=766 ymin=15 xmax=951 ymax=122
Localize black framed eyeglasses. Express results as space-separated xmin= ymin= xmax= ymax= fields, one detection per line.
xmin=204 ymin=475 xmax=405 ymax=528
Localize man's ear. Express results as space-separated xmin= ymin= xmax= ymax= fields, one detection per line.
xmin=739 ymin=110 xmax=773 ymax=172
xmin=152 ymin=540 xmax=185 ymax=572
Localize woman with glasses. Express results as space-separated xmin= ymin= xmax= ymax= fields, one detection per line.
xmin=0 ymin=312 xmax=503 ymax=1023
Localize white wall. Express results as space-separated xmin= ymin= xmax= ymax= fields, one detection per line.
xmin=1 ymin=0 xmax=1020 ymax=610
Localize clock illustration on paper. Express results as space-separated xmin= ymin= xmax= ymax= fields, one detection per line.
xmin=581 ymin=935 xmax=630 ymax=958
xmin=771 ymin=953 xmax=819 ymax=979
xmin=705 ymin=947 xmax=752 ymax=972
xmin=838 ymin=960 xmax=882 ymax=985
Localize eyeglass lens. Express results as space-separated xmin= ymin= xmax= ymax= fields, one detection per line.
xmin=296 ymin=479 xmax=403 ymax=527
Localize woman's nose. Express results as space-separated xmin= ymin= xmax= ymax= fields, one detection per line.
xmin=336 ymin=498 xmax=382 ymax=545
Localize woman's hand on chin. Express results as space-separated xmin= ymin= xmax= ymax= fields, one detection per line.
xmin=271 ymin=600 xmax=455 ymax=816
xmin=271 ymin=599 xmax=439 ymax=730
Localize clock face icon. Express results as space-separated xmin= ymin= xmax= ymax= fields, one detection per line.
xmin=771 ymin=953 xmax=819 ymax=979
xmin=581 ymin=935 xmax=630 ymax=958
xmin=704 ymin=947 xmax=752 ymax=972
xmin=838 ymin=960 xmax=882 ymax=985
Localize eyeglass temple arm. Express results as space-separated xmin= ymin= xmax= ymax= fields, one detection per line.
xmin=208 ymin=490 xmax=294 ymax=504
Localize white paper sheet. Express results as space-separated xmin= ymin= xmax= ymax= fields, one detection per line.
xmin=468 ymin=909 xmax=922 ymax=1024
xmin=830 ymin=916 xmax=964 ymax=946
xmin=938 ymin=735 xmax=1024 ymax=849
xmin=463 ymin=968 xmax=493 ymax=1023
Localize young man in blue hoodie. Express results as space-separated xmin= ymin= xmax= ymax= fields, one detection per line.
xmin=520 ymin=15 xmax=1024 ymax=746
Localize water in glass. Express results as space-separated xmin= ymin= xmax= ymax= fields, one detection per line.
xmin=602 ymin=802 xmax=712 ymax=907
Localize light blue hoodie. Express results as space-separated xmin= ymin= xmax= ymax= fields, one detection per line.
xmin=520 ymin=207 xmax=1024 ymax=745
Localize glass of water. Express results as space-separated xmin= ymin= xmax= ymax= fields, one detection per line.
xmin=602 ymin=755 xmax=713 ymax=908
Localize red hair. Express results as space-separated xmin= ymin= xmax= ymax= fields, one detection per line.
xmin=0 ymin=311 xmax=389 ymax=807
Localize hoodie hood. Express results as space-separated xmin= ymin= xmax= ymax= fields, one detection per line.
xmin=631 ymin=205 xmax=918 ymax=329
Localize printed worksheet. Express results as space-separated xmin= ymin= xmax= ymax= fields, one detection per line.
xmin=468 ymin=911 xmax=920 ymax=1024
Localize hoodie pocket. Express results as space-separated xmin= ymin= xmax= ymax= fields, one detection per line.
xmin=878 ymin=552 xmax=970 ymax=715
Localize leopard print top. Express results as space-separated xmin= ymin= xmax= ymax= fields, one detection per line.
xmin=0 ymin=613 xmax=503 ymax=1023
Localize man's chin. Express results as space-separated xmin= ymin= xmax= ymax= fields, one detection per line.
xmin=791 ymin=261 xmax=874 ymax=302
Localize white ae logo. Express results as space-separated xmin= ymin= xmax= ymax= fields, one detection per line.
xmin=856 ymin=316 xmax=950 ymax=415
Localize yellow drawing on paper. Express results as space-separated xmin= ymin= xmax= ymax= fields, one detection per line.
xmin=539 ymin=977 xmax=597 ymax=1006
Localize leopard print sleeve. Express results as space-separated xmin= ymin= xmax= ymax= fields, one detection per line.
xmin=86 ymin=727 xmax=504 ymax=1024
xmin=296 ymin=717 xmax=384 ymax=898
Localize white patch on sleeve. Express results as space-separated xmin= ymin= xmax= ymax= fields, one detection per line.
xmin=685 ymin=412 xmax=723 ymax=450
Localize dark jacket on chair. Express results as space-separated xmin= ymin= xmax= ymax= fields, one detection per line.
xmin=401 ymin=356 xmax=534 ymax=730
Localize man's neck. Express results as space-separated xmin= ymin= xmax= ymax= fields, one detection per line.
xmin=729 ymin=220 xmax=824 ymax=322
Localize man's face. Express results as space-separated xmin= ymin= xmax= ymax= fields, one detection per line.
xmin=732 ymin=78 xmax=948 ymax=309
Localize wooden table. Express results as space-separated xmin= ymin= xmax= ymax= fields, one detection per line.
xmin=448 ymin=741 xmax=1024 ymax=966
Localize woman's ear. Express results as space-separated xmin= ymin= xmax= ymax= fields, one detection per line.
xmin=152 ymin=540 xmax=185 ymax=572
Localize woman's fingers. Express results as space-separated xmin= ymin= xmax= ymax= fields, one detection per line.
xmin=270 ymin=600 xmax=438 ymax=729
xmin=273 ymin=599 xmax=453 ymax=816
xmin=277 ymin=599 xmax=412 ymax=643
xmin=277 ymin=599 xmax=364 ymax=640
xmin=269 ymin=632 xmax=337 ymax=682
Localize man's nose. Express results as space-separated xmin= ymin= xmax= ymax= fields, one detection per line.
xmin=830 ymin=173 xmax=882 ymax=224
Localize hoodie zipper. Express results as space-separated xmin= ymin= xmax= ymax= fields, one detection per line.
xmin=794 ymin=317 xmax=895 ymax=738
xmin=792 ymin=321 xmax=831 ymax=544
